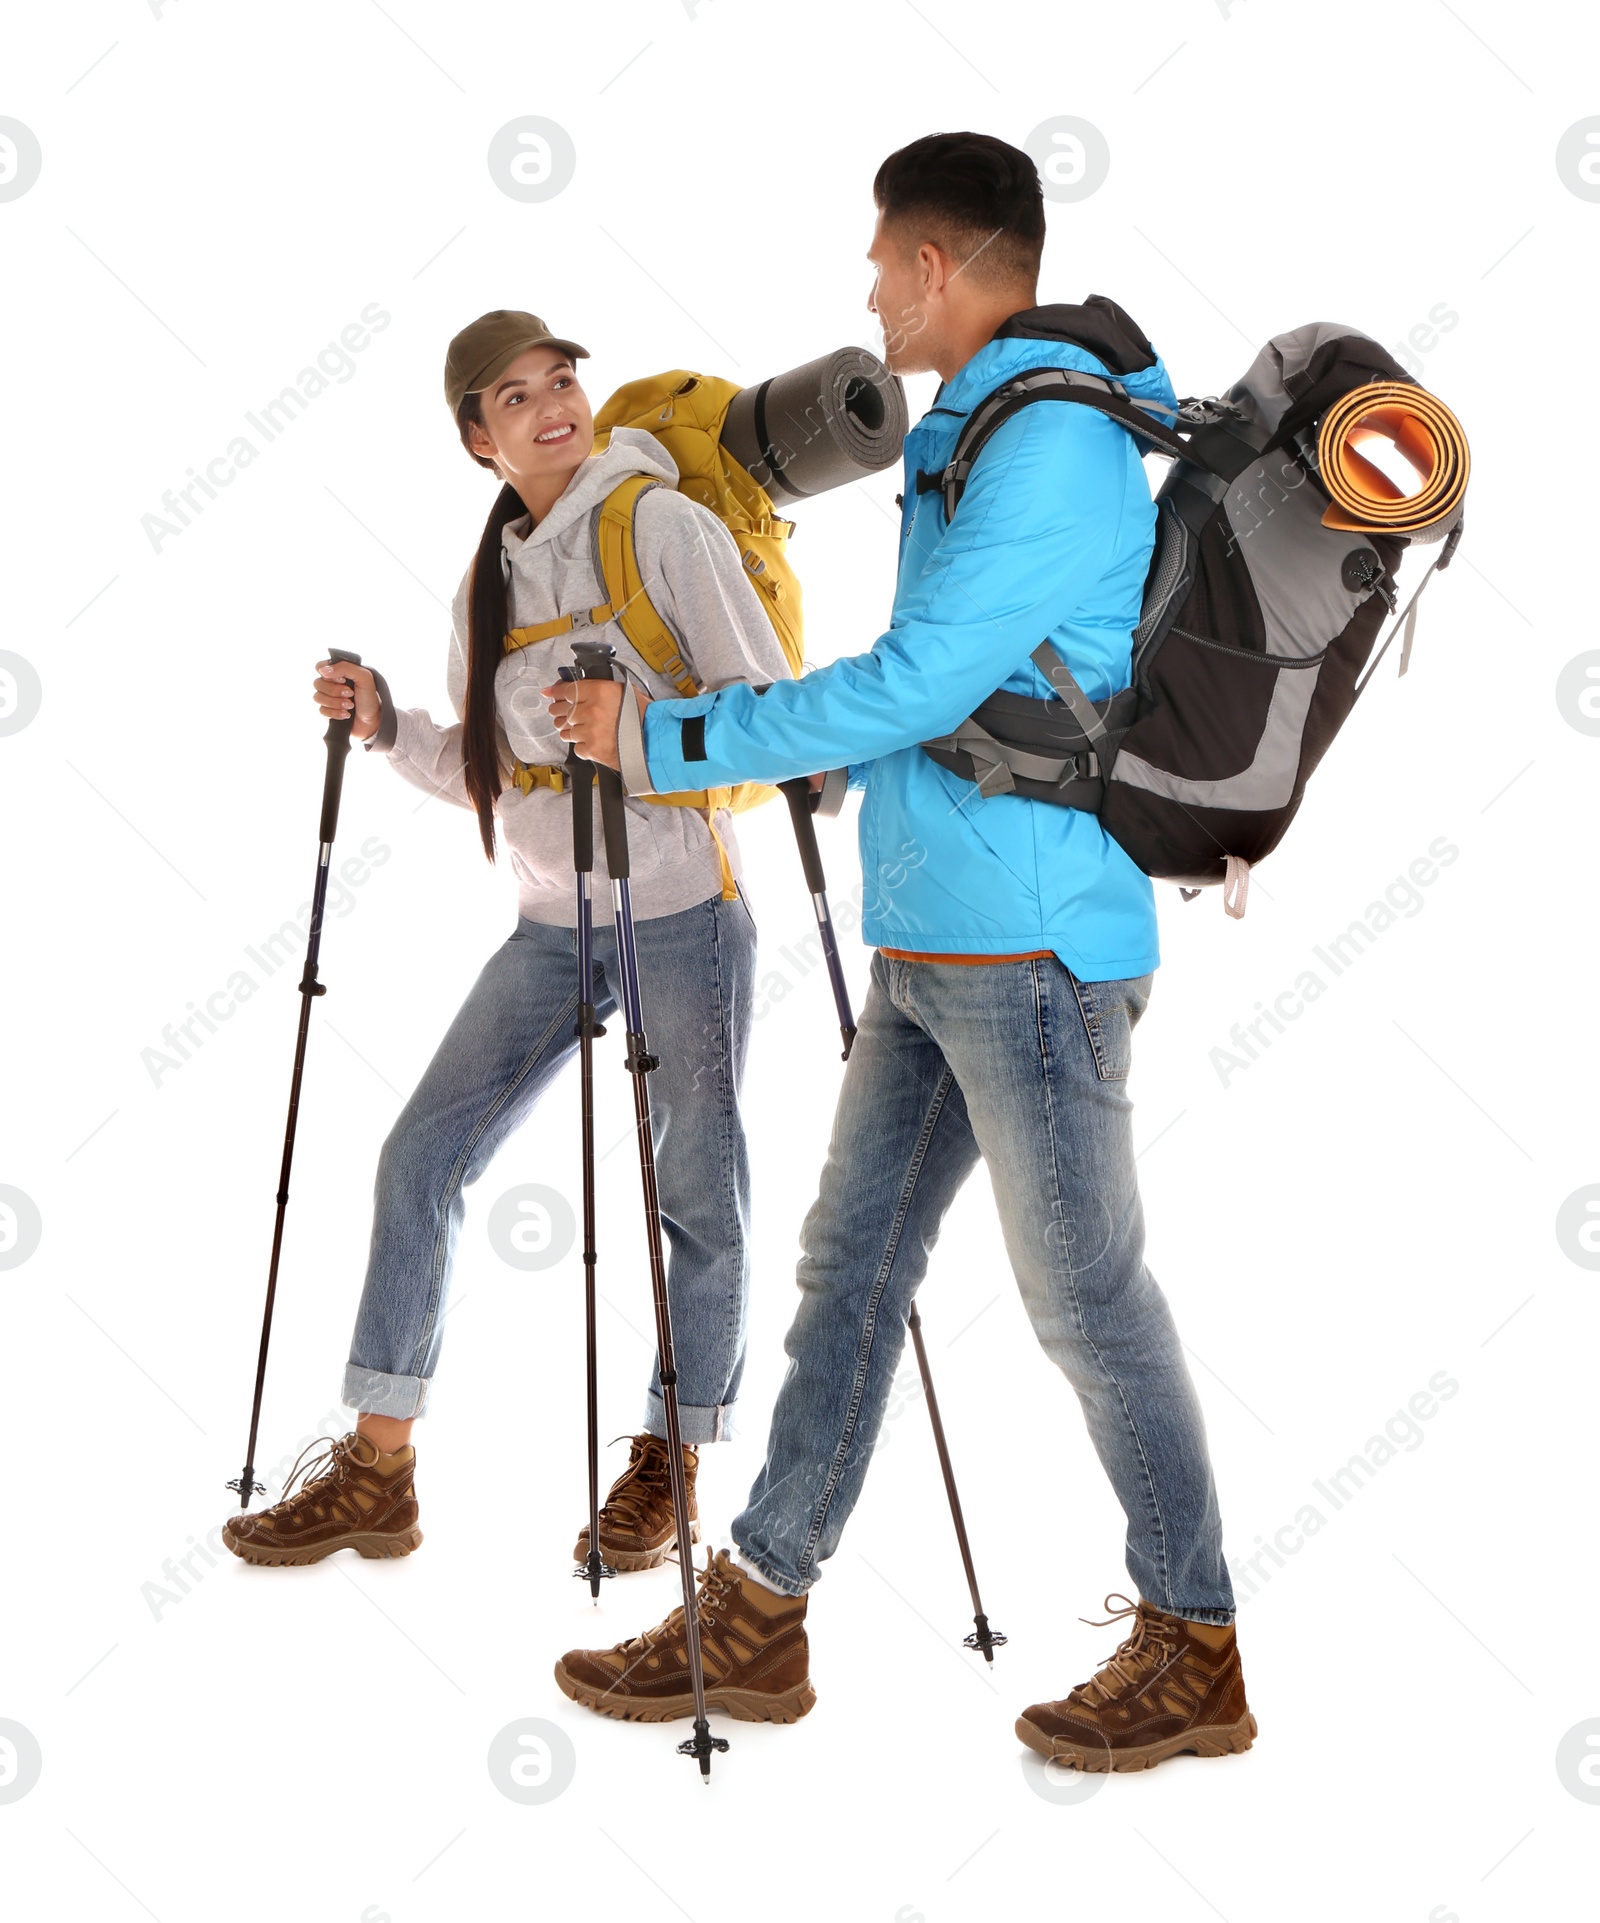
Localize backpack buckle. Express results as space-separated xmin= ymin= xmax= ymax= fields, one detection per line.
xmin=1175 ymin=396 xmax=1243 ymax=427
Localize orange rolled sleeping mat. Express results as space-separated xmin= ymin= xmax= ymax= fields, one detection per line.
xmin=1316 ymin=382 xmax=1469 ymax=542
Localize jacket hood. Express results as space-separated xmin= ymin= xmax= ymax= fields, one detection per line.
xmin=931 ymin=303 xmax=1178 ymax=421
xmin=501 ymin=425 xmax=679 ymax=558
xmin=995 ymin=296 xmax=1157 ymax=374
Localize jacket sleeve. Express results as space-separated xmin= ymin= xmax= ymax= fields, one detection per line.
xmin=638 ymin=403 xmax=1134 ymax=793
xmin=379 ymin=708 xmax=475 ymax=810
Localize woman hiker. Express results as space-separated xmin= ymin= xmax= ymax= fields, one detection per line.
xmin=222 ymin=309 xmax=791 ymax=1573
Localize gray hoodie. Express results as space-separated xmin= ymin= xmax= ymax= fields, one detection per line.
xmin=368 ymin=426 xmax=793 ymax=925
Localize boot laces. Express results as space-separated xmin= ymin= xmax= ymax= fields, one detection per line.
xmin=598 ymin=1434 xmax=690 ymax=1532
xmin=631 ymin=1550 xmax=733 ymax=1657
xmin=260 ymin=1435 xmax=361 ymax=1517
xmin=1075 ymin=1593 xmax=1181 ymax=1708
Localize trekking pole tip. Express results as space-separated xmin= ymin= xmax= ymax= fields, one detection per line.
xmin=840 ymin=1025 xmax=857 ymax=1062
xmin=574 ymin=1553 xmax=617 ymax=1600
xmin=677 ymin=1722 xmax=729 ymax=1775
xmin=964 ymin=1614 xmax=1008 ymax=1662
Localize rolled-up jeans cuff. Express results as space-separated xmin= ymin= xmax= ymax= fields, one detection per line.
xmin=727 ymin=1531 xmax=811 ymax=1599
xmin=343 ymin=1363 xmax=430 ymax=1419
xmin=642 ymin=1391 xmax=734 ymax=1445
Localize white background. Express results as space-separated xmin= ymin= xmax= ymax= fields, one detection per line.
xmin=2 ymin=2 xmax=1596 ymax=1919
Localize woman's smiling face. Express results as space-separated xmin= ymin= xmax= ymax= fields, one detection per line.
xmin=467 ymin=344 xmax=595 ymax=493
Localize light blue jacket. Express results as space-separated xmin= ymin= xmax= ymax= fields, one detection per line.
xmin=636 ymin=330 xmax=1178 ymax=981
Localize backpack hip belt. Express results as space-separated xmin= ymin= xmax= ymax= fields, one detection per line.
xmin=923 ymin=667 xmax=1140 ymax=802
xmin=507 ymin=747 xmax=741 ymax=899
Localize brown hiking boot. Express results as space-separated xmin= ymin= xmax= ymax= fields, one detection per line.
xmin=571 ymin=1433 xmax=700 ymax=1573
xmin=555 ymin=1548 xmax=816 ymax=1724
xmin=1016 ymin=1593 xmax=1257 ymax=1772
xmin=221 ymin=1432 xmax=422 ymax=1566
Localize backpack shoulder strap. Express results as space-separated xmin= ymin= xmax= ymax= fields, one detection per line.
xmin=594 ymin=475 xmax=700 ymax=696
xmin=918 ymin=367 xmax=1208 ymax=519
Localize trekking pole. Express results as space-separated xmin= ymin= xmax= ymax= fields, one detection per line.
xmin=228 ymin=647 xmax=363 ymax=1507
xmin=557 ymin=684 xmax=615 ymax=1602
xmin=778 ymin=771 xmax=999 ymax=1656
xmin=779 ymin=778 xmax=856 ymax=1061
xmin=573 ymin=640 xmax=728 ymax=1779
xmin=906 ymin=1299 xmax=1007 ymax=1663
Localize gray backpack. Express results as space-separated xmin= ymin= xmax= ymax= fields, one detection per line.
xmin=920 ymin=304 xmax=1467 ymax=916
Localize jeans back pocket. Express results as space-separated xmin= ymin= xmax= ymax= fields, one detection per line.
xmin=1067 ymin=972 xmax=1151 ymax=1082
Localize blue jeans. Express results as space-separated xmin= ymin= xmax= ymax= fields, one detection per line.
xmin=342 ymin=894 xmax=757 ymax=1441
xmin=732 ymin=952 xmax=1235 ymax=1623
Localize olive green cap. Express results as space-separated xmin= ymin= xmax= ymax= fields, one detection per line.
xmin=443 ymin=310 xmax=589 ymax=416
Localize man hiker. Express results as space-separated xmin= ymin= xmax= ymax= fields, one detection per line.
xmin=544 ymin=130 xmax=1255 ymax=1772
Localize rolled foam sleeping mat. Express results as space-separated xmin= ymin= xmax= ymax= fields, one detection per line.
xmin=1316 ymin=382 xmax=1469 ymax=543
xmin=721 ymin=347 xmax=908 ymax=504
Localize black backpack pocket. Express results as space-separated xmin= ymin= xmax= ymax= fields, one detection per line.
xmin=1102 ymin=631 xmax=1327 ymax=881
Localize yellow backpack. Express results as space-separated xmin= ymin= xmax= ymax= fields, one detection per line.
xmin=502 ymin=372 xmax=806 ymax=896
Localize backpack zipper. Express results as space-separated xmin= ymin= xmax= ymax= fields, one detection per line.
xmin=1171 ymin=625 xmax=1328 ymax=667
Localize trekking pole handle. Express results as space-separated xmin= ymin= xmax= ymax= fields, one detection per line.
xmin=319 ymin=648 xmax=362 ymax=845
xmin=780 ymin=777 xmax=857 ymax=1060
xmin=571 ymin=640 xmax=618 ymax=683
xmin=780 ymin=779 xmax=827 ymax=895
xmin=557 ymin=666 xmax=596 ymax=875
xmin=569 ymin=643 xmax=631 ymax=881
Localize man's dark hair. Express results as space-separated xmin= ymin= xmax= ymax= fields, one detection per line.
xmin=873 ymin=132 xmax=1045 ymax=288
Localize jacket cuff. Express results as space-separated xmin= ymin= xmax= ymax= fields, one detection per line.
xmin=617 ymin=686 xmax=656 ymax=797
xmin=640 ymin=692 xmax=717 ymax=795
xmin=364 ymin=667 xmax=398 ymax=753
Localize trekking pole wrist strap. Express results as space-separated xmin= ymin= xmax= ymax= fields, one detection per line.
xmin=814 ymin=766 xmax=848 ymax=818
